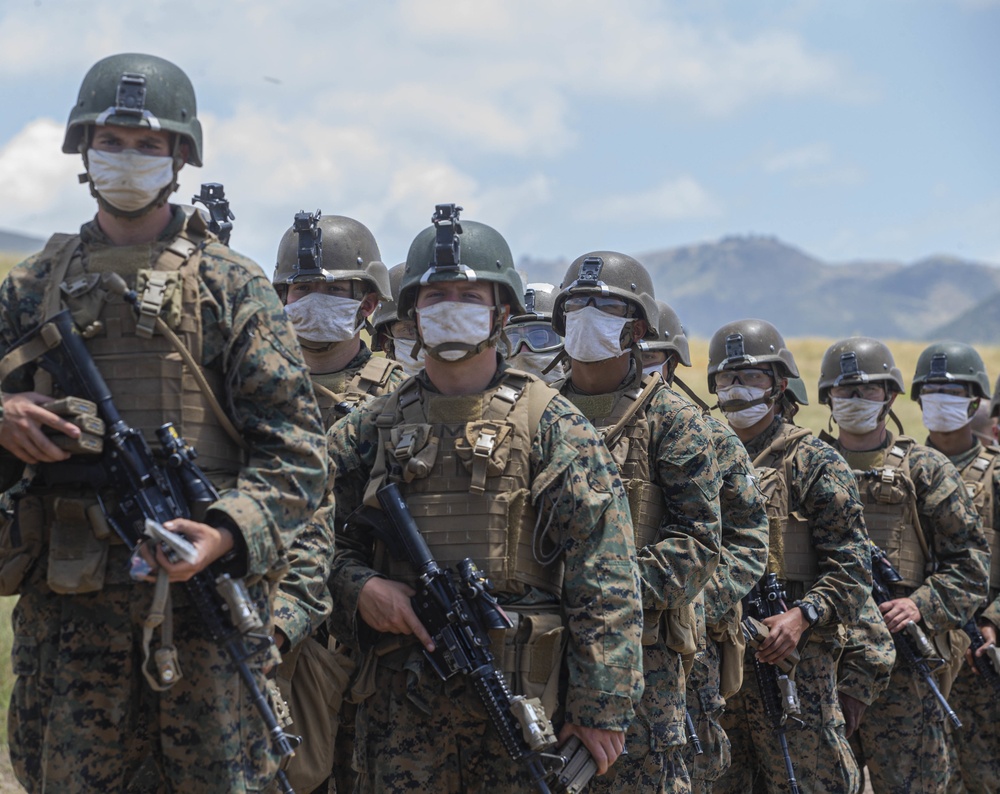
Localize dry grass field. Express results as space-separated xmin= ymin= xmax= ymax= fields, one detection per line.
xmin=0 ymin=246 xmax=987 ymax=793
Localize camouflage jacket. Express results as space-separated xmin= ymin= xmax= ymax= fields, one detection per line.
xmin=747 ymin=418 xmax=871 ymax=630
xmin=562 ymin=371 xmax=723 ymax=748
xmin=832 ymin=431 xmax=989 ymax=633
xmin=274 ymin=348 xmax=406 ymax=648
xmin=0 ymin=207 xmax=327 ymax=581
xmin=934 ymin=438 xmax=1000 ymax=629
xmin=326 ymin=363 xmax=645 ymax=731
xmin=700 ymin=411 xmax=769 ymax=627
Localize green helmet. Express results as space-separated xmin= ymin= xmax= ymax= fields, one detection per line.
xmin=817 ymin=337 xmax=905 ymax=403
xmin=551 ymin=252 xmax=658 ymax=339
xmin=641 ymin=299 xmax=691 ymax=367
xmin=707 ymin=319 xmax=799 ymax=393
xmin=992 ymin=374 xmax=1000 ymax=419
xmin=509 ymin=281 xmax=558 ymax=325
xmin=910 ymin=341 xmax=991 ymax=401
xmin=372 ymin=262 xmax=406 ymax=346
xmin=785 ymin=376 xmax=810 ymax=406
xmin=64 ymin=53 xmax=203 ymax=167
xmin=397 ymin=204 xmax=524 ymax=319
xmin=273 ymin=211 xmax=390 ymax=300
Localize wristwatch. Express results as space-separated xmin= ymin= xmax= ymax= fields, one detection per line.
xmin=793 ymin=600 xmax=820 ymax=628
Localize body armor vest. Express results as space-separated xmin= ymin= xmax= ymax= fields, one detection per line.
xmin=35 ymin=211 xmax=244 ymax=481
xmin=564 ymin=374 xmax=666 ymax=550
xmin=958 ymin=445 xmax=1000 ymax=591
xmin=364 ymin=370 xmax=561 ymax=596
xmin=850 ymin=437 xmax=927 ymax=590
xmin=751 ymin=424 xmax=816 ymax=584
xmin=312 ymin=357 xmax=401 ymax=429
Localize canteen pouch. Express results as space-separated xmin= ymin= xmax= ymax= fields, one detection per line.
xmin=46 ymin=495 xmax=109 ymax=594
xmin=496 ymin=610 xmax=566 ymax=722
xmin=709 ymin=604 xmax=747 ymax=700
xmin=931 ymin=628 xmax=971 ymax=698
xmin=0 ymin=496 xmax=44 ymax=596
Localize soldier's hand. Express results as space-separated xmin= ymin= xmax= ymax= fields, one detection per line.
xmin=839 ymin=691 xmax=867 ymax=738
xmin=0 ymin=391 xmax=80 ymax=464
xmin=558 ymin=724 xmax=625 ymax=776
xmin=879 ymin=597 xmax=921 ymax=634
xmin=967 ymin=621 xmax=998 ymax=669
xmin=358 ymin=577 xmax=435 ymax=652
xmin=757 ymin=609 xmax=807 ymax=665
xmin=145 ymin=518 xmax=235 ymax=582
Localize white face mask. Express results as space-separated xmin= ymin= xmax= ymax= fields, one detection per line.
xmin=718 ymin=385 xmax=771 ymax=429
xmin=921 ymin=393 xmax=975 ymax=433
xmin=642 ymin=363 xmax=663 ymax=380
xmin=284 ymin=292 xmax=363 ymax=343
xmin=509 ymin=349 xmax=565 ymax=384
xmin=563 ymin=307 xmax=631 ymax=363
xmin=831 ymin=397 xmax=886 ymax=434
xmin=392 ymin=338 xmax=425 ymax=377
xmin=86 ymin=148 xmax=175 ymax=212
xmin=416 ymin=302 xmax=494 ymax=362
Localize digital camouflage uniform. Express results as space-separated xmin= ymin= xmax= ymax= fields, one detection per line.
xmin=830 ymin=432 xmax=990 ymax=794
xmin=716 ymin=416 xmax=871 ymax=794
xmin=680 ymin=411 xmax=769 ymax=794
xmin=271 ymin=346 xmax=404 ymax=794
xmin=562 ymin=369 xmax=724 ymax=794
xmin=325 ymin=362 xmax=645 ymax=793
xmin=1 ymin=206 xmax=327 ymax=793
xmin=934 ymin=439 xmax=1000 ymax=794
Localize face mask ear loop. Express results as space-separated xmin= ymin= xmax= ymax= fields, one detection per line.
xmin=888 ymin=407 xmax=905 ymax=435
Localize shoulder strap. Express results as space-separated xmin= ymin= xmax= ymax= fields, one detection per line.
xmin=41 ymin=233 xmax=83 ymax=320
xmin=350 ymin=356 xmax=400 ymax=395
xmin=604 ymin=372 xmax=663 ymax=450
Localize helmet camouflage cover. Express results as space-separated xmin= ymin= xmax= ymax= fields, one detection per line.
xmin=706 ymin=318 xmax=799 ymax=393
xmin=817 ymin=336 xmax=905 ymax=403
xmin=910 ymin=341 xmax=991 ymax=401
xmin=551 ymin=251 xmax=658 ymax=339
xmin=64 ymin=52 xmax=203 ymax=166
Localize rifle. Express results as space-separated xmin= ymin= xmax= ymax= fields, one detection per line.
xmin=743 ymin=574 xmax=802 ymax=794
xmin=356 ymin=481 xmax=597 ymax=794
xmin=869 ymin=542 xmax=962 ymax=728
xmin=685 ymin=709 xmax=703 ymax=756
xmin=8 ymin=308 xmax=298 ymax=793
xmin=962 ymin=618 xmax=1000 ymax=692
xmin=192 ymin=182 xmax=235 ymax=245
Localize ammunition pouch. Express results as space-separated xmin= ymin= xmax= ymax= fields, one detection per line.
xmin=494 ymin=609 xmax=566 ymax=722
xmin=930 ymin=628 xmax=971 ymax=698
xmin=708 ymin=603 xmax=746 ymax=699
xmin=0 ymin=496 xmax=43 ymax=596
xmin=276 ymin=636 xmax=354 ymax=794
xmin=45 ymin=494 xmax=113 ymax=594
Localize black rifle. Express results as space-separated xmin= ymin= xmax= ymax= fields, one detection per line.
xmin=685 ymin=709 xmax=703 ymax=755
xmin=10 ymin=309 xmax=298 ymax=793
xmin=869 ymin=542 xmax=962 ymax=728
xmin=357 ymin=481 xmax=596 ymax=794
xmin=192 ymin=182 xmax=235 ymax=245
xmin=743 ymin=574 xmax=802 ymax=794
xmin=962 ymin=618 xmax=1000 ymax=692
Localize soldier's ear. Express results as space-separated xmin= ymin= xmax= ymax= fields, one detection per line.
xmin=360 ymin=292 xmax=380 ymax=316
xmin=631 ymin=319 xmax=648 ymax=343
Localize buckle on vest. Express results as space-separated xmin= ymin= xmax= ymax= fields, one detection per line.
xmin=137 ymin=271 xmax=169 ymax=339
xmin=393 ymin=430 xmax=418 ymax=462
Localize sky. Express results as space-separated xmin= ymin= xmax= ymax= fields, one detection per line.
xmin=1 ymin=0 xmax=998 ymax=275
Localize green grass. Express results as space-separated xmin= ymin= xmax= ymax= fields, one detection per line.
xmin=0 ymin=596 xmax=13 ymax=747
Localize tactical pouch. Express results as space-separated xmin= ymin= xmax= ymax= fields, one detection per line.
xmin=931 ymin=628 xmax=972 ymax=698
xmin=708 ymin=604 xmax=746 ymax=699
xmin=454 ymin=420 xmax=513 ymax=494
xmin=496 ymin=610 xmax=566 ymax=722
xmin=665 ymin=603 xmax=699 ymax=674
xmin=46 ymin=495 xmax=109 ymax=594
xmin=0 ymin=496 xmax=44 ymax=596
xmin=387 ymin=423 xmax=438 ymax=483
xmin=136 ymin=269 xmax=184 ymax=333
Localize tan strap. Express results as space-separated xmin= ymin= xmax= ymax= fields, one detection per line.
xmin=41 ymin=233 xmax=83 ymax=321
xmin=136 ymin=270 xmax=171 ymax=339
xmin=603 ymin=372 xmax=662 ymax=451
xmin=141 ymin=566 xmax=182 ymax=691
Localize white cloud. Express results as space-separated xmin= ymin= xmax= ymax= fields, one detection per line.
xmin=576 ymin=176 xmax=722 ymax=224
xmin=763 ymin=143 xmax=833 ymax=173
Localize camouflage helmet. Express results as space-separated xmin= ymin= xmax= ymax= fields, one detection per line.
xmin=64 ymin=53 xmax=203 ymax=167
xmin=910 ymin=341 xmax=991 ymax=401
xmin=372 ymin=262 xmax=406 ymax=337
xmin=551 ymin=252 xmax=658 ymax=339
xmin=817 ymin=337 xmax=905 ymax=403
xmin=509 ymin=282 xmax=558 ymax=325
xmin=273 ymin=212 xmax=390 ymax=300
xmin=707 ymin=319 xmax=799 ymax=393
xmin=641 ymin=300 xmax=691 ymax=367
xmin=397 ymin=204 xmax=524 ymax=319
